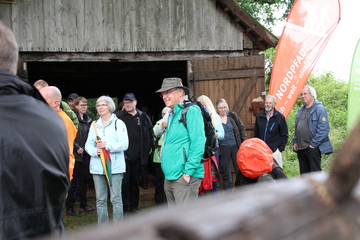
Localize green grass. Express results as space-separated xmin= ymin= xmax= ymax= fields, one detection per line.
xmin=64 ymin=202 xmax=98 ymax=232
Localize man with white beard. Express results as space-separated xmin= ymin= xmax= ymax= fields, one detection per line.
xmin=254 ymin=95 xmax=289 ymax=168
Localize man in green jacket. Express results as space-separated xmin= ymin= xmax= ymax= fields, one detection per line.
xmin=156 ymin=77 xmax=206 ymax=205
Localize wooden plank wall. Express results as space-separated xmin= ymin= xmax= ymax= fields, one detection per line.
xmin=0 ymin=0 xmax=244 ymax=53
xmin=193 ymin=55 xmax=265 ymax=138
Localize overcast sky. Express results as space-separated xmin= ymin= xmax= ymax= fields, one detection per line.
xmin=273 ymin=0 xmax=359 ymax=81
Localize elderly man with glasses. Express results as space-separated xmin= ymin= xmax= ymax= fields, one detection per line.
xmin=156 ymin=77 xmax=206 ymax=205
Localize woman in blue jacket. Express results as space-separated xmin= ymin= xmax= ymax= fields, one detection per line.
xmin=85 ymin=96 xmax=129 ymax=226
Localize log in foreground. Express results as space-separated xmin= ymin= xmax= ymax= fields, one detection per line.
xmin=48 ymin=121 xmax=360 ymax=240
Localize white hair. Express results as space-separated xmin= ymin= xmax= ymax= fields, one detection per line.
xmin=266 ymin=95 xmax=277 ymax=104
xmin=303 ymin=86 xmax=317 ymax=99
xmin=97 ymin=96 xmax=116 ymax=113
xmin=216 ymin=98 xmax=229 ymax=111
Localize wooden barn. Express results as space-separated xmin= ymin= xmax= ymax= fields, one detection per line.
xmin=0 ymin=0 xmax=278 ymax=136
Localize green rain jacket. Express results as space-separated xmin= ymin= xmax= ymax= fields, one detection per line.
xmin=161 ymin=103 xmax=206 ymax=180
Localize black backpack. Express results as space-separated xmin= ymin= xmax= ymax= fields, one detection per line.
xmin=179 ymin=98 xmax=217 ymax=159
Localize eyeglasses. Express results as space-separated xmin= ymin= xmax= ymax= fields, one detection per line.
xmin=96 ymin=104 xmax=108 ymax=108
xmin=79 ymin=104 xmax=88 ymax=107
xmin=159 ymin=88 xmax=177 ymax=98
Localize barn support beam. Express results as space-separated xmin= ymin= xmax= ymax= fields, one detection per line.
xmin=19 ymin=51 xmax=252 ymax=63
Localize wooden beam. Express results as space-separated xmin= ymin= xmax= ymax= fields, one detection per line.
xmin=244 ymin=32 xmax=267 ymax=51
xmin=19 ymin=51 xmax=246 ymax=62
xmin=232 ymin=71 xmax=261 ymax=113
xmin=193 ymin=68 xmax=264 ymax=81
xmin=0 ymin=0 xmax=16 ymax=3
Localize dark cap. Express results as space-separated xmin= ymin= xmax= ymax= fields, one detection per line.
xmin=123 ymin=93 xmax=137 ymax=101
xmin=68 ymin=93 xmax=78 ymax=100
xmin=155 ymin=77 xmax=189 ymax=95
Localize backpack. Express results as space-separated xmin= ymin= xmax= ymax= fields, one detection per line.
xmin=179 ymin=97 xmax=219 ymax=192
xmin=179 ymin=98 xmax=217 ymax=159
xmin=236 ymin=138 xmax=274 ymax=179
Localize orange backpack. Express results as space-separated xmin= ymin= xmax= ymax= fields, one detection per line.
xmin=236 ymin=138 xmax=274 ymax=179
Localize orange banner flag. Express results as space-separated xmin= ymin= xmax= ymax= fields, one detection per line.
xmin=268 ymin=0 xmax=341 ymax=118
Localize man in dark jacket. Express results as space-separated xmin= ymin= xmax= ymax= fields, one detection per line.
xmin=116 ymin=93 xmax=154 ymax=214
xmin=0 ymin=21 xmax=69 ymax=239
xmin=254 ymin=95 xmax=289 ymax=168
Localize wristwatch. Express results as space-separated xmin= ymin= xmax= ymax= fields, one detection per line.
xmin=184 ymin=173 xmax=190 ymax=177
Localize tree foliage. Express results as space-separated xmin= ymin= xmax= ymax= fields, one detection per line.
xmin=236 ymin=0 xmax=295 ymax=30
xmin=236 ymin=0 xmax=295 ymax=86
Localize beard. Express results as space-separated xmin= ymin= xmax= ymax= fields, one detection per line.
xmin=265 ymin=106 xmax=273 ymax=112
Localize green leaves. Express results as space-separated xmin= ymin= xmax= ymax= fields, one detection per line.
xmin=236 ymin=0 xmax=295 ymax=30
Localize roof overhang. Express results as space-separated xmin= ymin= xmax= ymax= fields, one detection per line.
xmin=216 ymin=0 xmax=279 ymax=51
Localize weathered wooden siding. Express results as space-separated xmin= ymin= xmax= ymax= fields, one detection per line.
xmin=192 ymin=55 xmax=265 ymax=137
xmin=0 ymin=0 xmax=244 ymax=52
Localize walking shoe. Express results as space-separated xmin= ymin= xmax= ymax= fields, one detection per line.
xmin=79 ymin=205 xmax=97 ymax=214
xmin=66 ymin=208 xmax=78 ymax=217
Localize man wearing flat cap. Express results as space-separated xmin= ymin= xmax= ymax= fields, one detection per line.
xmin=156 ymin=77 xmax=206 ymax=204
xmin=116 ymin=93 xmax=153 ymax=214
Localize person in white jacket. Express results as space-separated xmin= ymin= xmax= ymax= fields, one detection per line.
xmin=85 ymin=96 xmax=129 ymax=226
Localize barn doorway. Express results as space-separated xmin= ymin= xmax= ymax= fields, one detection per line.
xmin=27 ymin=60 xmax=188 ymax=123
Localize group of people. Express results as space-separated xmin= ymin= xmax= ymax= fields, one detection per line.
xmin=254 ymin=87 xmax=333 ymax=175
xmin=0 ymin=20 xmax=333 ymax=239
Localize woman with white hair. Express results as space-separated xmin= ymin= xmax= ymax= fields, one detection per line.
xmin=85 ymin=96 xmax=129 ymax=226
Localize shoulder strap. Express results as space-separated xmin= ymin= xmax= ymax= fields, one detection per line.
xmin=179 ymin=101 xmax=193 ymax=129
xmin=114 ymin=118 xmax=118 ymax=131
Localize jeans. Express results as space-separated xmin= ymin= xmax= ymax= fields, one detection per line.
xmin=93 ymin=173 xmax=124 ymax=226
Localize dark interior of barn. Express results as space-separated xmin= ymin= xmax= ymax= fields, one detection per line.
xmin=27 ymin=61 xmax=188 ymax=122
